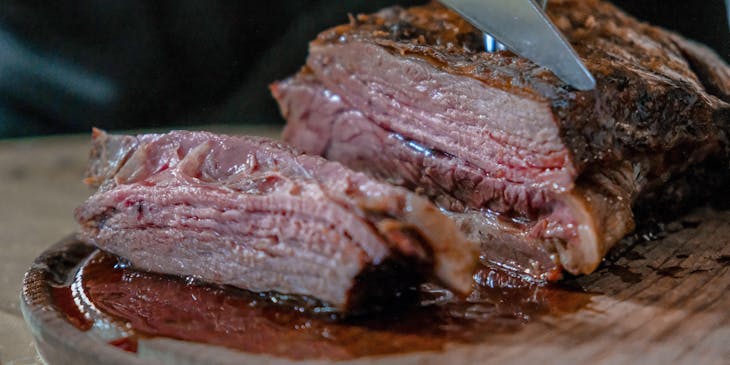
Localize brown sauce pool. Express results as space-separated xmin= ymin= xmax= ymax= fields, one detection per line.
xmin=56 ymin=251 xmax=592 ymax=360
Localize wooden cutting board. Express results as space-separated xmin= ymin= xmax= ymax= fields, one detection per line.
xmin=11 ymin=129 xmax=730 ymax=365
xmin=21 ymin=209 xmax=730 ymax=365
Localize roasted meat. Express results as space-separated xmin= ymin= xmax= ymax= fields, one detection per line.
xmin=75 ymin=129 xmax=478 ymax=312
xmin=272 ymin=0 xmax=730 ymax=280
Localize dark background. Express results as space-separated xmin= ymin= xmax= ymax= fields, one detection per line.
xmin=0 ymin=0 xmax=727 ymax=138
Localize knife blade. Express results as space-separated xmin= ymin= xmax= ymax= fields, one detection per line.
xmin=439 ymin=0 xmax=596 ymax=90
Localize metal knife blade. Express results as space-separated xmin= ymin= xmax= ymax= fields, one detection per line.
xmin=440 ymin=0 xmax=596 ymax=90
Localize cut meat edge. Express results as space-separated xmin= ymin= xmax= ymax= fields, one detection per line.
xmin=306 ymin=41 xmax=577 ymax=197
xmin=273 ymin=73 xmax=637 ymax=279
xmin=76 ymin=130 xmax=479 ymax=312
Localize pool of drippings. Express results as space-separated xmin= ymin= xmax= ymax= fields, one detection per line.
xmin=52 ymin=251 xmax=592 ymax=360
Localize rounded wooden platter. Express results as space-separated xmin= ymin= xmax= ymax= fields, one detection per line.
xmin=21 ymin=208 xmax=730 ymax=365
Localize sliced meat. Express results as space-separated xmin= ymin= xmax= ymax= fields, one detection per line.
xmin=272 ymin=0 xmax=730 ymax=280
xmin=75 ymin=129 xmax=478 ymax=312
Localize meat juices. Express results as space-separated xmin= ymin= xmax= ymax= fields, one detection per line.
xmin=272 ymin=0 xmax=730 ymax=280
xmin=75 ymin=129 xmax=478 ymax=313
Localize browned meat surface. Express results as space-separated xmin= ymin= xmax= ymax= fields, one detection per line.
xmin=272 ymin=0 xmax=730 ymax=280
xmin=75 ymin=129 xmax=478 ymax=312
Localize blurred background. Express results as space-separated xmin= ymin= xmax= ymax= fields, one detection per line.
xmin=0 ymin=0 xmax=728 ymax=138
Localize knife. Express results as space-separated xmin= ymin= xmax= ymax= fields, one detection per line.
xmin=439 ymin=0 xmax=596 ymax=90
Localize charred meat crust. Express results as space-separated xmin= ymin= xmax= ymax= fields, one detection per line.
xmin=311 ymin=0 xmax=729 ymax=170
xmin=346 ymin=256 xmax=426 ymax=315
xmin=272 ymin=0 xmax=730 ymax=280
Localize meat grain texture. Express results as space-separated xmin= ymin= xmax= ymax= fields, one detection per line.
xmin=75 ymin=129 xmax=478 ymax=312
xmin=272 ymin=0 xmax=730 ymax=280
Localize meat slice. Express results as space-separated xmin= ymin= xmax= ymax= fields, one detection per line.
xmin=272 ymin=0 xmax=730 ymax=280
xmin=75 ymin=129 xmax=478 ymax=312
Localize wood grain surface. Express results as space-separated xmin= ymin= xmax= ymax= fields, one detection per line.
xmin=4 ymin=127 xmax=730 ymax=364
